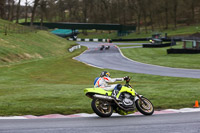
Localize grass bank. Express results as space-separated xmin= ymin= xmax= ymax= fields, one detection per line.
xmin=0 ymin=30 xmax=76 ymax=65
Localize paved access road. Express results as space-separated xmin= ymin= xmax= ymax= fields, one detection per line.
xmin=75 ymin=42 xmax=200 ymax=78
xmin=0 ymin=112 xmax=200 ymax=133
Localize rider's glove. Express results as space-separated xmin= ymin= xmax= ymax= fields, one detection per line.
xmin=123 ymin=76 xmax=129 ymax=81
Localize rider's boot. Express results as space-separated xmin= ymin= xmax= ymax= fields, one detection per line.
xmin=112 ymin=84 xmax=122 ymax=101
xmin=112 ymin=89 xmax=120 ymax=101
xmin=111 ymin=89 xmax=118 ymax=97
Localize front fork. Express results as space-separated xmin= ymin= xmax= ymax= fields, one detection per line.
xmin=127 ymin=84 xmax=146 ymax=105
xmin=135 ymin=92 xmax=147 ymax=105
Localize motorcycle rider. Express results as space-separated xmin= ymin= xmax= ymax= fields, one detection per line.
xmin=94 ymin=71 xmax=129 ymax=98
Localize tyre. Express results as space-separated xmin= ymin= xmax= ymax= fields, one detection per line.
xmin=135 ymin=97 xmax=154 ymax=115
xmin=91 ymin=98 xmax=113 ymax=117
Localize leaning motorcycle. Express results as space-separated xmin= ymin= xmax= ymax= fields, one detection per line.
xmin=84 ymin=77 xmax=154 ymax=117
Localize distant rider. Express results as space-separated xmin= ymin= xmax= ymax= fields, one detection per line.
xmin=94 ymin=71 xmax=129 ymax=98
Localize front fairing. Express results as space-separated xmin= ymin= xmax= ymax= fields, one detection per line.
xmin=116 ymin=86 xmax=135 ymax=99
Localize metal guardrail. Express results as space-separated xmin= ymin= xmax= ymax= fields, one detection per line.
xmin=68 ymin=38 xmax=111 ymax=43
xmin=112 ymin=38 xmax=182 ymax=42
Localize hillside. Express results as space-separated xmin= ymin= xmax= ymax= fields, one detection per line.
xmin=0 ymin=19 xmax=75 ymax=65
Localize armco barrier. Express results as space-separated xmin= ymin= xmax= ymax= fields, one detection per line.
xmin=167 ymin=48 xmax=200 ymax=54
xmin=143 ymin=43 xmax=175 ymax=48
xmin=68 ymin=38 xmax=182 ymax=43
xmin=68 ymin=45 xmax=81 ymax=52
xmin=68 ymin=38 xmax=111 ymax=43
xmin=112 ymin=38 xmax=182 ymax=42
xmin=112 ymin=38 xmax=149 ymax=42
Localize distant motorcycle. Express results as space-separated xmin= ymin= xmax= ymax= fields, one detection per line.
xmin=100 ymin=45 xmax=110 ymax=50
xmin=105 ymin=45 xmax=110 ymax=50
xmin=84 ymin=77 xmax=154 ymax=117
xmin=100 ymin=45 xmax=105 ymax=50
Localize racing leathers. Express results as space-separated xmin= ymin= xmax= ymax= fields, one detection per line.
xmin=94 ymin=76 xmax=124 ymax=91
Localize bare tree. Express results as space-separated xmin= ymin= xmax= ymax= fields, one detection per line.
xmin=141 ymin=0 xmax=148 ymax=33
xmin=25 ymin=0 xmax=30 ymax=23
xmin=16 ymin=0 xmax=21 ymax=23
xmin=0 ymin=0 xmax=199 ymax=33
xmin=39 ymin=0 xmax=47 ymax=26
xmin=0 ymin=0 xmax=6 ymax=19
xmin=57 ymin=0 xmax=67 ymax=21
xmin=31 ymin=0 xmax=40 ymax=26
xmin=169 ymin=0 xmax=178 ymax=29
xmin=6 ymin=0 xmax=11 ymax=20
xmin=182 ymin=0 xmax=199 ymax=24
xmin=81 ymin=0 xmax=89 ymax=23
xmin=128 ymin=0 xmax=142 ymax=33
xmin=163 ymin=0 xmax=169 ymax=29
xmin=9 ymin=0 xmax=15 ymax=21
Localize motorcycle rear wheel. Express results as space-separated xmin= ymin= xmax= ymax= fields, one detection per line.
xmin=91 ymin=98 xmax=113 ymax=117
xmin=136 ymin=97 xmax=154 ymax=115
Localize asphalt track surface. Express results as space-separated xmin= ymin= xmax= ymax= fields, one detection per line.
xmin=75 ymin=42 xmax=200 ymax=78
xmin=0 ymin=112 xmax=200 ymax=133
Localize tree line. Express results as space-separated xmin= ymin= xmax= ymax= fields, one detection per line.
xmin=0 ymin=0 xmax=200 ymax=32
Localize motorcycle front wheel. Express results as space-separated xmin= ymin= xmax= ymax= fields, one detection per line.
xmin=136 ymin=97 xmax=154 ymax=115
xmin=91 ymin=98 xmax=113 ymax=117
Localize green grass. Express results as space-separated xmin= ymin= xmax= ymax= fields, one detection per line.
xmin=120 ymin=43 xmax=200 ymax=69
xmin=0 ymin=51 xmax=200 ymax=116
xmin=0 ymin=19 xmax=200 ymax=116
xmin=0 ymin=27 xmax=76 ymax=66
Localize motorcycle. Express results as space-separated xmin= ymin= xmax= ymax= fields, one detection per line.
xmin=84 ymin=77 xmax=154 ymax=117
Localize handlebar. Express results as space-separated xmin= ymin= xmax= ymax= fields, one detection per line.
xmin=125 ymin=76 xmax=130 ymax=83
xmin=124 ymin=76 xmax=132 ymax=87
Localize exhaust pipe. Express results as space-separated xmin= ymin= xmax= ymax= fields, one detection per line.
xmin=93 ymin=94 xmax=135 ymax=111
xmin=93 ymin=94 xmax=114 ymax=101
